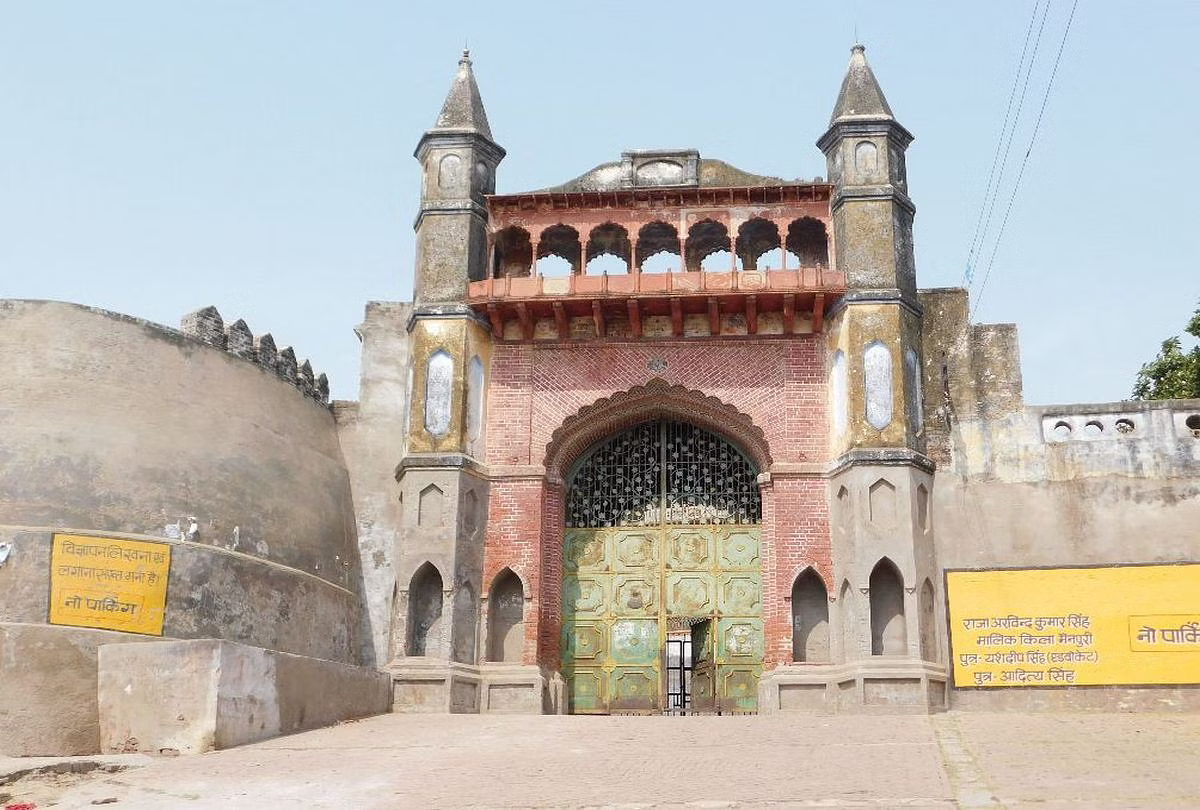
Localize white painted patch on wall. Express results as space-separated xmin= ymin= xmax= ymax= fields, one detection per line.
xmin=635 ymin=160 xmax=684 ymax=186
xmin=0 ymin=542 xmax=11 ymax=567
xmin=831 ymin=350 xmax=848 ymax=437
xmin=854 ymin=140 xmax=878 ymax=175
xmin=864 ymin=341 xmax=894 ymax=430
xmin=424 ymin=349 xmax=454 ymax=438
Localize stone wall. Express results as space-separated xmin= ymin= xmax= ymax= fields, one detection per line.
xmin=920 ymin=288 xmax=1200 ymax=710
xmin=98 ymin=640 xmax=391 ymax=754
xmin=936 ymin=399 xmax=1200 ymax=571
xmin=0 ymin=301 xmax=357 ymax=591
xmin=334 ymin=301 xmax=413 ymax=666
xmin=0 ymin=299 xmax=366 ymax=753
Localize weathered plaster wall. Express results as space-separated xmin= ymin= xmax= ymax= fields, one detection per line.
xmin=335 ymin=301 xmax=413 ymax=666
xmin=935 ymin=401 xmax=1200 ymax=571
xmin=0 ymin=299 xmax=367 ymax=751
xmin=0 ymin=623 xmax=156 ymax=755
xmin=1 ymin=529 xmax=362 ymax=661
xmin=98 ymin=639 xmax=391 ymax=755
xmin=920 ymin=288 xmax=1200 ymax=709
xmin=0 ymin=300 xmax=360 ymax=592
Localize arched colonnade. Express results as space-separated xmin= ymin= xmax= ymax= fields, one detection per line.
xmin=492 ymin=217 xmax=830 ymax=278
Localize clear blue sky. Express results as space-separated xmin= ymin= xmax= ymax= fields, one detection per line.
xmin=1 ymin=1 xmax=1196 ymax=403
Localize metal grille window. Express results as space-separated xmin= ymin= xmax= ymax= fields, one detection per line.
xmin=566 ymin=420 xmax=760 ymax=527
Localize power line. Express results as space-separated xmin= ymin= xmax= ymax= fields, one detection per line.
xmin=963 ymin=1 xmax=1045 ymax=286
xmin=965 ymin=1 xmax=1053 ymax=288
xmin=972 ymin=0 xmax=1080 ymax=318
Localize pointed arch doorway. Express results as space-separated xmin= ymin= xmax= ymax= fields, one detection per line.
xmin=562 ymin=419 xmax=763 ymax=714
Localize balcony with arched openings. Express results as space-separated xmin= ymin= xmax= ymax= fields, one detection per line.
xmin=535 ymin=224 xmax=581 ymax=277
xmin=472 ymin=168 xmax=843 ymax=342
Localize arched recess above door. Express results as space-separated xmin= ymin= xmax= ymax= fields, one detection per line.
xmin=543 ymin=380 xmax=772 ymax=484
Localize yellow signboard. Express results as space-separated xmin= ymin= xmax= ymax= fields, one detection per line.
xmin=49 ymin=533 xmax=171 ymax=636
xmin=947 ymin=565 xmax=1200 ymax=688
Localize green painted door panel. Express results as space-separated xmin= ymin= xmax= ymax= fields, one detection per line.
xmin=562 ymin=526 xmax=762 ymax=713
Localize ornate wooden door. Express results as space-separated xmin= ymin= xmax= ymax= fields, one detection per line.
xmin=562 ymin=420 xmax=762 ymax=714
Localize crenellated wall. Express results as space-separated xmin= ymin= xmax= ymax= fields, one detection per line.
xmin=179 ymin=305 xmax=331 ymax=404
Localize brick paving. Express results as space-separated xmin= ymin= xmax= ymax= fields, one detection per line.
xmin=4 ymin=711 xmax=1199 ymax=809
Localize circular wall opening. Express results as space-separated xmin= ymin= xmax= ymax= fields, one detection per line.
xmin=1052 ymin=421 xmax=1072 ymax=439
xmin=1083 ymin=420 xmax=1104 ymax=437
xmin=1186 ymin=414 xmax=1200 ymax=436
xmin=1115 ymin=418 xmax=1135 ymax=434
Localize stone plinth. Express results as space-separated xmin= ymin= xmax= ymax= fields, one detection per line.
xmin=98 ymin=639 xmax=390 ymax=754
xmin=760 ymin=659 xmax=947 ymax=714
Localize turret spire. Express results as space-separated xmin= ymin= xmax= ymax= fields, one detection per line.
xmin=412 ymin=50 xmax=504 ymax=305
xmin=432 ymin=48 xmax=494 ymax=140
xmin=829 ymin=44 xmax=894 ymax=124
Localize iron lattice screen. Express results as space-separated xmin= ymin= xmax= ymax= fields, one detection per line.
xmin=566 ymin=420 xmax=761 ymax=527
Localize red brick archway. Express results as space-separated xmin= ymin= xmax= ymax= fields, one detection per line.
xmin=535 ymin=382 xmax=776 ymax=670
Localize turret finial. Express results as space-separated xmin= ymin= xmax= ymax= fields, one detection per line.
xmin=828 ymin=41 xmax=894 ymax=124
xmin=427 ymin=47 xmax=494 ymax=140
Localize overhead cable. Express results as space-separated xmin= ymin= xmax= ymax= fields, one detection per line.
xmin=963 ymin=0 xmax=1046 ymax=287
xmin=972 ymin=0 xmax=1080 ymax=317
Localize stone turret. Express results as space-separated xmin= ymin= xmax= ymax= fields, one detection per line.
xmin=412 ymin=50 xmax=506 ymax=306
xmin=389 ymin=52 xmax=500 ymax=711
xmin=817 ymin=44 xmax=916 ymax=303
xmin=813 ymin=45 xmax=946 ymax=710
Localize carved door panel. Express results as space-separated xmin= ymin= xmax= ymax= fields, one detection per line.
xmin=609 ymin=529 xmax=660 ymax=713
xmin=563 ymin=529 xmax=610 ymax=714
xmin=561 ymin=420 xmax=764 ymax=714
xmin=714 ymin=530 xmax=763 ymax=712
xmin=563 ymin=528 xmax=664 ymax=714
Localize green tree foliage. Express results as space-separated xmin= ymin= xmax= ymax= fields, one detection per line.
xmin=1131 ymin=303 xmax=1200 ymax=400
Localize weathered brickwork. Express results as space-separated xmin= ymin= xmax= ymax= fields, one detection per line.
xmin=486 ymin=338 xmax=827 ymax=467
xmin=482 ymin=336 xmax=833 ymax=668
xmin=761 ymin=477 xmax=831 ymax=665
xmin=482 ymin=477 xmax=545 ymax=664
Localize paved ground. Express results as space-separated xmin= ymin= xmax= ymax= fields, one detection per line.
xmin=2 ymin=712 xmax=1199 ymax=809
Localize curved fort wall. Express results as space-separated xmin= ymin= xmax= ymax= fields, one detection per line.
xmin=0 ymin=299 xmax=364 ymax=753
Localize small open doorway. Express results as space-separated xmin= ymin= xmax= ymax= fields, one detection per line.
xmin=664 ymin=617 xmax=715 ymax=714
xmin=665 ymin=634 xmax=691 ymax=713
